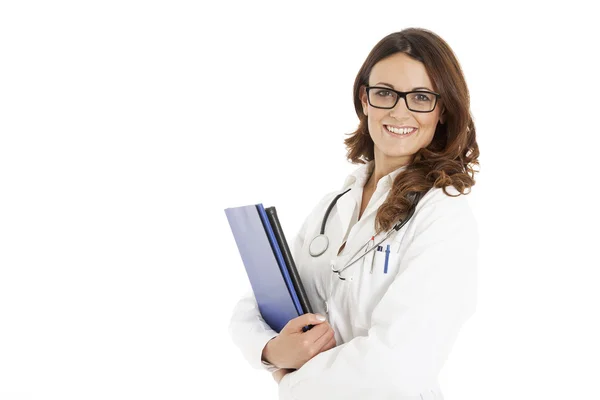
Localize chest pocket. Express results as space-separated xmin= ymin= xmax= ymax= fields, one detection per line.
xmin=370 ymin=244 xmax=399 ymax=275
xmin=347 ymin=223 xmax=417 ymax=331
xmin=347 ymin=240 xmax=402 ymax=330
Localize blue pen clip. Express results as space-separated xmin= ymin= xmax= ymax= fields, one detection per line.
xmin=383 ymin=244 xmax=390 ymax=274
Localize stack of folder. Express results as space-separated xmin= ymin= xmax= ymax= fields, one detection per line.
xmin=224 ymin=203 xmax=313 ymax=333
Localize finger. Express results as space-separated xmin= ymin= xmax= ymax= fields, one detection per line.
xmin=285 ymin=313 xmax=327 ymax=332
xmin=312 ymin=326 xmax=335 ymax=352
xmin=319 ymin=336 xmax=336 ymax=353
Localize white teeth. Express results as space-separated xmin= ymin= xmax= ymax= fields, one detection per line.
xmin=386 ymin=125 xmax=416 ymax=135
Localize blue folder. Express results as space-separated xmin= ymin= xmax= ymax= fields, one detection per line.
xmin=225 ymin=203 xmax=303 ymax=333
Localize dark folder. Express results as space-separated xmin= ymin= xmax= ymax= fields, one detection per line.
xmin=265 ymin=206 xmax=313 ymax=314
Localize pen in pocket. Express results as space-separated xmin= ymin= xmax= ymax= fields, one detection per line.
xmin=366 ymin=236 xmax=375 ymax=274
xmin=371 ymin=246 xmax=383 ymax=274
xmin=384 ymin=244 xmax=390 ymax=274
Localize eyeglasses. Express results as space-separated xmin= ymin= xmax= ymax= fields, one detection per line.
xmin=365 ymin=86 xmax=441 ymax=113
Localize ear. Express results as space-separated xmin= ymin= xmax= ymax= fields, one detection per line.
xmin=360 ymin=86 xmax=368 ymax=116
xmin=439 ymin=106 xmax=446 ymax=124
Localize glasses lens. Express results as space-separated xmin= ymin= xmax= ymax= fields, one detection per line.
xmin=369 ymin=88 xmax=398 ymax=109
xmin=407 ymin=91 xmax=436 ymax=112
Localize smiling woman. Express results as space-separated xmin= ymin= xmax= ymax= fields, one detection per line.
xmin=347 ymin=28 xmax=479 ymax=235
xmin=228 ymin=27 xmax=481 ymax=400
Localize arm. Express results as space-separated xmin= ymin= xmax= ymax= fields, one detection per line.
xmin=227 ymin=288 xmax=283 ymax=372
xmin=228 ymin=196 xmax=320 ymax=372
xmin=278 ymin=191 xmax=479 ymax=399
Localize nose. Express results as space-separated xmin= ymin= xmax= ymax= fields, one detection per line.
xmin=389 ymin=95 xmax=412 ymax=118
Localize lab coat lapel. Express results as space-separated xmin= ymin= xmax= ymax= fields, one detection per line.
xmin=334 ymin=186 xmax=358 ymax=243
xmin=335 ymin=161 xmax=374 ymax=244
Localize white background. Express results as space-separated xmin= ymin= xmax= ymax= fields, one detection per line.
xmin=1 ymin=1 xmax=599 ymax=399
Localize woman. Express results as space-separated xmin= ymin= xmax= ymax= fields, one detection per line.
xmin=228 ymin=27 xmax=480 ymax=400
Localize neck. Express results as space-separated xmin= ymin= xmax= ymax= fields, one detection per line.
xmin=364 ymin=172 xmax=377 ymax=192
xmin=366 ymin=159 xmax=410 ymax=191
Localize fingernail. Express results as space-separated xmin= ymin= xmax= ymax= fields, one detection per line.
xmin=316 ymin=314 xmax=326 ymax=321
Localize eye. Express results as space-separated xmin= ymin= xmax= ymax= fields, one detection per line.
xmin=375 ymin=89 xmax=393 ymax=97
xmin=412 ymin=93 xmax=433 ymax=102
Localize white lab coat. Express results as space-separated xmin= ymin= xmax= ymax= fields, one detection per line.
xmin=228 ymin=160 xmax=479 ymax=400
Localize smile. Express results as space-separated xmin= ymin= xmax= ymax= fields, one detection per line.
xmin=384 ymin=125 xmax=417 ymax=138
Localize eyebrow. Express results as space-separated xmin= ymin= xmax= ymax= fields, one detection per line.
xmin=374 ymin=82 xmax=434 ymax=91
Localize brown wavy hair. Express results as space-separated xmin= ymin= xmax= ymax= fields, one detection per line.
xmin=344 ymin=27 xmax=480 ymax=235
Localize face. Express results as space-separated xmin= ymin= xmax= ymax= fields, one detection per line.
xmin=360 ymin=52 xmax=446 ymax=166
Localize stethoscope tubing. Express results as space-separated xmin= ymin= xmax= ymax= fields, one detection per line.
xmin=331 ymin=229 xmax=394 ymax=277
xmin=310 ymin=187 xmax=424 ymax=279
xmin=319 ymin=188 xmax=351 ymax=235
xmin=331 ymin=212 xmax=414 ymax=277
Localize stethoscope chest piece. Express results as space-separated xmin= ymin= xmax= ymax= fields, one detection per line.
xmin=309 ymin=234 xmax=329 ymax=257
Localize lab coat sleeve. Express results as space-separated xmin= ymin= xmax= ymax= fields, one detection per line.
xmin=227 ymin=202 xmax=314 ymax=373
xmin=227 ymin=287 xmax=282 ymax=373
xmin=278 ymin=191 xmax=479 ymax=399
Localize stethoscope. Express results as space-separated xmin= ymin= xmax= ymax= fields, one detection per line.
xmin=309 ymin=188 xmax=424 ymax=280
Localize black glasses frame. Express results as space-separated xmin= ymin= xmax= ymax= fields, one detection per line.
xmin=365 ymin=86 xmax=441 ymax=113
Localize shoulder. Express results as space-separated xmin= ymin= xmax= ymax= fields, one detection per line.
xmin=412 ymin=185 xmax=478 ymax=236
xmin=313 ymin=182 xmax=355 ymax=210
xmin=417 ymin=185 xmax=474 ymax=216
xmin=299 ymin=189 xmax=343 ymax=225
xmin=314 ymin=189 xmax=341 ymax=209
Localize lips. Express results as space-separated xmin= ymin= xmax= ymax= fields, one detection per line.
xmin=384 ymin=125 xmax=418 ymax=137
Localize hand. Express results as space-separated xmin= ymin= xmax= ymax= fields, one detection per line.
xmin=261 ymin=313 xmax=337 ymax=370
xmin=272 ymin=368 xmax=294 ymax=384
